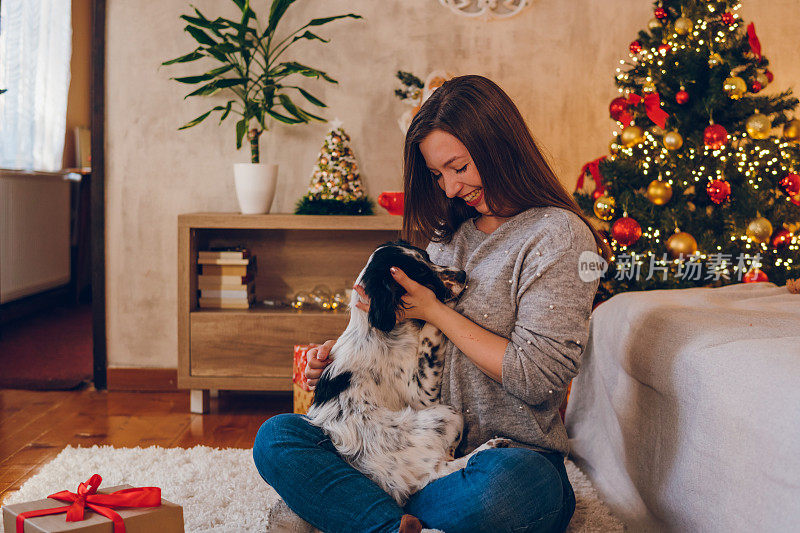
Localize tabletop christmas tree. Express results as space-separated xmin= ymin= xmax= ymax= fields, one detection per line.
xmin=295 ymin=120 xmax=373 ymax=215
xmin=575 ymin=0 xmax=800 ymax=303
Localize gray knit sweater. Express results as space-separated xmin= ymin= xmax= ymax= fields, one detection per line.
xmin=427 ymin=206 xmax=601 ymax=457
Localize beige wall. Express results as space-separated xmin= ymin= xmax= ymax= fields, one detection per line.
xmin=106 ymin=0 xmax=800 ymax=368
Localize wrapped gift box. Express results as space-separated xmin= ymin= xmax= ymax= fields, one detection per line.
xmin=293 ymin=344 xmax=317 ymax=414
xmin=3 ymin=484 xmax=184 ymax=533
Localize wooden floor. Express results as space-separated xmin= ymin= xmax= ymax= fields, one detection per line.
xmin=0 ymin=388 xmax=292 ymax=505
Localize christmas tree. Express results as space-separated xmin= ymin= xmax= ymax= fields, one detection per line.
xmin=295 ymin=120 xmax=373 ymax=215
xmin=575 ymin=0 xmax=800 ymax=303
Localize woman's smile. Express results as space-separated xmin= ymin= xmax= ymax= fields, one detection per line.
xmin=462 ymin=188 xmax=483 ymax=206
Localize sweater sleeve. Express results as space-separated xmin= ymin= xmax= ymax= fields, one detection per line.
xmin=500 ymin=220 xmax=600 ymax=405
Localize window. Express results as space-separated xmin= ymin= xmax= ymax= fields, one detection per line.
xmin=0 ymin=0 xmax=72 ymax=171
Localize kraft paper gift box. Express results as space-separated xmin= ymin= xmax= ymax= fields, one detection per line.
xmin=2 ymin=481 xmax=184 ymax=533
xmin=293 ymin=344 xmax=317 ymax=414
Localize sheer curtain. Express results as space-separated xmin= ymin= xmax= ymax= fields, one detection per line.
xmin=0 ymin=0 xmax=72 ymax=172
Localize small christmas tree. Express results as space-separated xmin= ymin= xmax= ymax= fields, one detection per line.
xmin=575 ymin=0 xmax=800 ymax=304
xmin=295 ymin=120 xmax=373 ymax=215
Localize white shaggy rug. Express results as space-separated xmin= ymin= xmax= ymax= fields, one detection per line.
xmin=0 ymin=445 xmax=624 ymax=532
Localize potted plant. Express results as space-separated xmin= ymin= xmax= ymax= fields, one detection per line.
xmin=162 ymin=0 xmax=362 ymax=214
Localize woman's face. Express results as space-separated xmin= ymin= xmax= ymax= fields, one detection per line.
xmin=419 ymin=129 xmax=490 ymax=215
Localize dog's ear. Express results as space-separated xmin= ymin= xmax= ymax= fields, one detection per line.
xmin=366 ymin=277 xmax=403 ymax=333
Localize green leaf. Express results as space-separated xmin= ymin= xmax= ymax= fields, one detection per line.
xmin=267 ymin=0 xmax=297 ymax=36
xmin=180 ymin=14 xmax=226 ymax=36
xmin=178 ymin=110 xmax=213 ymax=130
xmin=278 ymin=93 xmax=324 ymax=122
xmin=218 ymin=101 xmax=234 ymax=123
xmin=236 ymin=118 xmax=247 ymax=149
xmin=296 ymin=87 xmax=326 ymax=107
xmin=173 ymin=65 xmax=233 ymax=84
xmin=216 ymin=78 xmax=248 ymax=88
xmin=173 ymin=73 xmax=215 ymax=84
xmin=307 ymin=14 xmax=363 ymax=26
xmin=267 ymin=108 xmax=304 ymax=124
xmin=271 ymin=62 xmax=338 ymax=84
xmin=290 ymin=30 xmax=329 ymax=45
xmin=182 ymin=78 xmax=244 ymax=98
xmin=184 ymin=25 xmax=218 ymax=46
xmin=162 ymin=50 xmax=205 ymax=65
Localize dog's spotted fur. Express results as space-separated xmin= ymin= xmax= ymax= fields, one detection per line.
xmin=306 ymin=241 xmax=510 ymax=505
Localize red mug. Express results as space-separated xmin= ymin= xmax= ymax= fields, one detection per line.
xmin=378 ymin=192 xmax=404 ymax=216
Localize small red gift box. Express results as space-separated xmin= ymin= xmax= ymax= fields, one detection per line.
xmin=293 ymin=344 xmax=317 ymax=414
xmin=2 ymin=474 xmax=183 ymax=532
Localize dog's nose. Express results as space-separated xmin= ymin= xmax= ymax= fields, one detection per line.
xmin=455 ymin=270 xmax=466 ymax=283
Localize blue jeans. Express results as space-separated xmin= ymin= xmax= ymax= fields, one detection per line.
xmin=253 ymin=413 xmax=575 ymax=533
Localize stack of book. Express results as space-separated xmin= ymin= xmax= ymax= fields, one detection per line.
xmin=197 ymin=247 xmax=256 ymax=309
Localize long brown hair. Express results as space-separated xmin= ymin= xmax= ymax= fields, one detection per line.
xmin=401 ymin=75 xmax=612 ymax=262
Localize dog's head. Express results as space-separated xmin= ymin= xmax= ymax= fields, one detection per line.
xmin=358 ymin=240 xmax=467 ymax=333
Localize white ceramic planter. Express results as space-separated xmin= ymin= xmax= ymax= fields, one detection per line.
xmin=233 ymin=162 xmax=278 ymax=214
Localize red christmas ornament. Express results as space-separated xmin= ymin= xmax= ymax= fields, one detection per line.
xmin=704 ymin=124 xmax=729 ymax=149
xmin=706 ymin=179 xmax=731 ymax=204
xmin=765 ymin=70 xmax=774 ymax=83
xmin=676 ymin=90 xmax=690 ymax=104
xmin=751 ymin=81 xmax=763 ymax=93
xmin=780 ymin=173 xmax=800 ymax=196
xmin=629 ymin=41 xmax=642 ymax=54
xmin=655 ymin=7 xmax=667 ymax=19
xmin=658 ymin=43 xmax=671 ymax=54
xmin=609 ymin=97 xmax=628 ymax=121
xmin=772 ymin=229 xmax=793 ymax=249
xmin=721 ymin=12 xmax=735 ymax=25
xmin=611 ymin=216 xmax=642 ymax=247
xmin=743 ymin=268 xmax=769 ymax=283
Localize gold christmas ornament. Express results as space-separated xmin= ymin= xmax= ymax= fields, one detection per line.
xmin=663 ymin=131 xmax=684 ymax=150
xmin=666 ymin=231 xmax=698 ymax=259
xmin=674 ymin=17 xmax=693 ymax=35
xmin=648 ymin=18 xmax=663 ymax=31
xmin=593 ymin=196 xmax=616 ymax=221
xmin=620 ymin=125 xmax=645 ymax=148
xmin=783 ymin=119 xmax=800 ymax=141
xmin=609 ymin=138 xmax=620 ymax=155
xmin=746 ymin=112 xmax=772 ymax=140
xmin=648 ymin=124 xmax=666 ymax=137
xmin=756 ymin=71 xmax=770 ymax=88
xmin=746 ymin=217 xmax=773 ymax=244
xmin=723 ymin=76 xmax=747 ymax=99
xmin=646 ymin=179 xmax=673 ymax=205
xmin=708 ymin=53 xmax=723 ymax=67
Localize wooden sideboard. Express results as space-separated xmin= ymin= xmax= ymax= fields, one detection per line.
xmin=178 ymin=213 xmax=402 ymax=413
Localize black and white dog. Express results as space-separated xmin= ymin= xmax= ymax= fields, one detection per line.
xmin=306 ymin=241 xmax=509 ymax=505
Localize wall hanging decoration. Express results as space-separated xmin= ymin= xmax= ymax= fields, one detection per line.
xmin=438 ymin=0 xmax=531 ymax=20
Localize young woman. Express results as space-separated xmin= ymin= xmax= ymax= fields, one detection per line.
xmin=253 ymin=75 xmax=613 ymax=533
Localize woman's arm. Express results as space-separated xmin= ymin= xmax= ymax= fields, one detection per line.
xmin=355 ymin=267 xmax=508 ymax=382
xmin=425 ymin=300 xmax=507 ymax=382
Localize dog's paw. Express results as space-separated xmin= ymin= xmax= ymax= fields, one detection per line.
xmin=486 ymin=437 xmax=513 ymax=448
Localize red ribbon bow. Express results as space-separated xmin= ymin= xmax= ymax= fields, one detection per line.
xmin=16 ymin=474 xmax=161 ymax=533
xmin=746 ymin=22 xmax=762 ymax=59
xmin=576 ymin=156 xmax=607 ymax=196
xmin=618 ymin=93 xmax=669 ymax=129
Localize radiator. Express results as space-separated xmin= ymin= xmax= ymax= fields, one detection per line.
xmin=0 ymin=171 xmax=71 ymax=304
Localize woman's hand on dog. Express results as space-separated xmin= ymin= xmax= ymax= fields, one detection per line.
xmin=353 ymin=266 xmax=441 ymax=323
xmin=305 ymin=339 xmax=335 ymax=390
